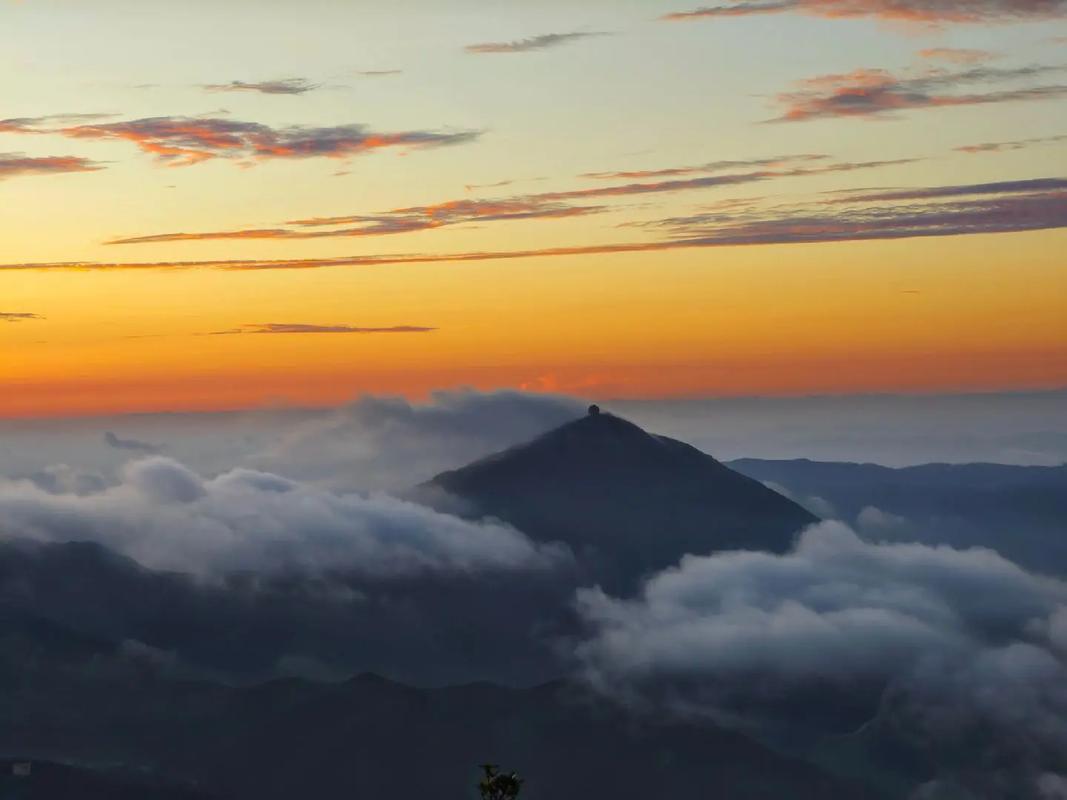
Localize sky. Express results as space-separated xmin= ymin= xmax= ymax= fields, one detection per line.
xmin=2 ymin=0 xmax=1066 ymax=418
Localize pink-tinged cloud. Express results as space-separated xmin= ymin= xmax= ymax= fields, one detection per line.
xmin=771 ymin=64 xmax=1067 ymax=122
xmin=107 ymin=199 xmax=603 ymax=245
xmin=210 ymin=323 xmax=436 ymax=335
xmin=540 ymin=158 xmax=915 ymax=200
xmin=3 ymin=115 xmax=479 ymax=167
xmin=917 ymin=47 xmax=996 ymax=64
xmin=106 ymin=158 xmax=904 ymax=246
xmin=662 ymin=0 xmax=1067 ymax=24
xmin=465 ymin=32 xmax=606 ymax=54
xmin=11 ymin=177 xmax=1067 ymax=273
xmin=201 ymin=78 xmax=320 ymax=95
xmin=0 ymin=154 xmax=102 ymax=180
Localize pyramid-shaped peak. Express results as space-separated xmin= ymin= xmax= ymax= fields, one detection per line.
xmin=422 ymin=410 xmax=816 ymax=590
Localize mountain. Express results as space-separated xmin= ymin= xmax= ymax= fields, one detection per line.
xmin=422 ymin=409 xmax=818 ymax=588
xmin=729 ymin=459 xmax=1067 ymax=575
xmin=0 ymin=663 xmax=873 ymax=800
xmin=0 ymin=759 xmax=215 ymax=800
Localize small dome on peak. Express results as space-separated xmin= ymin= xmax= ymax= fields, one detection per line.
xmin=587 ymin=404 xmax=601 ymax=416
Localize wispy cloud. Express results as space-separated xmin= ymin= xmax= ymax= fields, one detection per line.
xmin=354 ymin=70 xmax=403 ymax=78
xmin=824 ymin=176 xmax=1067 ymax=202
xmin=955 ymin=132 xmax=1067 ymax=153
xmin=465 ymin=32 xmax=607 ymax=54
xmin=662 ymin=0 xmax=1067 ymax=24
xmin=201 ymin=78 xmax=320 ymax=95
xmin=917 ymin=47 xmax=996 ymax=64
xmin=2 ymin=115 xmax=480 ymax=167
xmin=538 ymin=158 xmax=915 ymax=200
xmin=635 ymin=177 xmax=1067 ymax=245
xmin=0 ymin=112 xmax=114 ymax=133
xmin=11 ymin=176 xmax=1064 ymax=272
xmin=210 ymin=323 xmax=437 ymax=335
xmin=0 ymin=312 xmax=45 ymax=322
xmin=106 ymin=157 xmax=905 ymax=245
xmin=107 ymin=199 xmax=603 ymax=244
xmin=770 ymin=64 xmax=1067 ymax=122
xmin=579 ymin=153 xmax=828 ymax=180
xmin=0 ymin=153 xmax=102 ymax=180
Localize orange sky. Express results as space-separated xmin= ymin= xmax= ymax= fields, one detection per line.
xmin=2 ymin=0 xmax=1066 ymax=417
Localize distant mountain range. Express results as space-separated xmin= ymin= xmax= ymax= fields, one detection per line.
xmin=730 ymin=458 xmax=1067 ymax=575
xmin=0 ymin=609 xmax=870 ymax=800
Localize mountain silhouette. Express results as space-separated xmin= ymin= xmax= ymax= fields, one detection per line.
xmin=423 ymin=409 xmax=817 ymax=588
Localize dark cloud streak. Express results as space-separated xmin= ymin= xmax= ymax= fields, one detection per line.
xmin=465 ymin=32 xmax=607 ymax=54
xmin=209 ymin=323 xmax=436 ymax=335
xmin=201 ymin=78 xmax=320 ymax=95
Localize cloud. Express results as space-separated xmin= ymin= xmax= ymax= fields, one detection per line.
xmin=575 ymin=521 xmax=1067 ymax=796
xmin=536 ymin=158 xmax=915 ymax=200
xmin=0 ymin=113 xmax=114 ymax=133
xmin=105 ymin=158 xmax=901 ymax=246
xmin=9 ymin=173 xmax=1065 ymax=273
xmin=107 ymin=198 xmax=602 ymax=245
xmin=0 ymin=312 xmax=45 ymax=322
xmin=251 ymin=389 xmax=585 ymax=492
xmin=578 ymin=153 xmax=828 ymax=180
xmin=104 ymin=431 xmax=163 ymax=454
xmin=639 ymin=178 xmax=1067 ymax=244
xmin=201 ymin=78 xmax=320 ymax=95
xmin=661 ymin=0 xmax=1067 ymax=24
xmin=0 ymin=456 xmax=567 ymax=577
xmin=771 ymin=63 xmax=1067 ymax=122
xmin=3 ymin=115 xmax=479 ymax=167
xmin=208 ymin=323 xmax=436 ymax=335
xmin=955 ymin=133 xmax=1067 ymax=153
xmin=917 ymin=47 xmax=997 ymax=64
xmin=825 ymin=176 xmax=1067 ymax=202
xmin=355 ymin=70 xmax=403 ymax=77
xmin=465 ymin=32 xmax=606 ymax=54
xmin=0 ymin=153 xmax=102 ymax=180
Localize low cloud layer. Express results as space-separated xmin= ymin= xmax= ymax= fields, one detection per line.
xmin=104 ymin=431 xmax=162 ymax=454
xmin=576 ymin=522 xmax=1067 ymax=796
xmin=0 ymin=456 xmax=566 ymax=577
xmin=0 ymin=312 xmax=45 ymax=322
xmin=252 ymin=389 xmax=585 ymax=491
xmin=662 ymin=0 xmax=1067 ymax=24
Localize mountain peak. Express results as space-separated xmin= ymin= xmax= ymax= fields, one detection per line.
xmin=424 ymin=412 xmax=817 ymax=589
